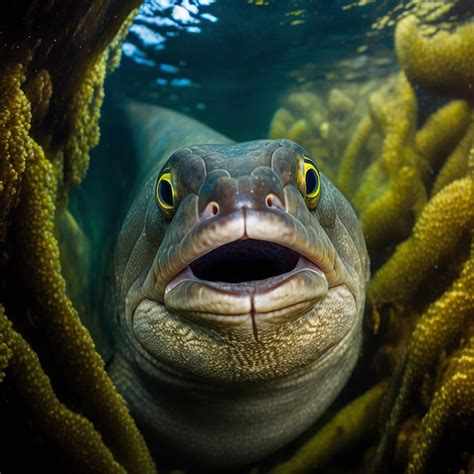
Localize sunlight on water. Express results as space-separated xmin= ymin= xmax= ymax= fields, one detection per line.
xmin=1 ymin=1 xmax=473 ymax=473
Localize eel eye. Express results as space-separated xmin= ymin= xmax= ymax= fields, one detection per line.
xmin=303 ymin=157 xmax=321 ymax=208
xmin=156 ymin=168 xmax=176 ymax=216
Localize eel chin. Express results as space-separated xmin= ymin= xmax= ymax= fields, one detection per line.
xmin=164 ymin=238 xmax=329 ymax=324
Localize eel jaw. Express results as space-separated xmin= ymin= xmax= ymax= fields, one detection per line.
xmin=164 ymin=239 xmax=329 ymax=325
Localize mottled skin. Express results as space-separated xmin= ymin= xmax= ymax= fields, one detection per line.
xmin=109 ymin=102 xmax=369 ymax=469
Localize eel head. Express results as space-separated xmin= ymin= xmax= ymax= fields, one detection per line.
xmin=112 ymin=139 xmax=369 ymax=466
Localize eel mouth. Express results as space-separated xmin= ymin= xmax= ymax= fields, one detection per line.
xmin=190 ymin=239 xmax=300 ymax=284
xmin=164 ymin=238 xmax=329 ymax=324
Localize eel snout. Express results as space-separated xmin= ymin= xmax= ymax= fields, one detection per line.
xmin=164 ymin=237 xmax=328 ymax=326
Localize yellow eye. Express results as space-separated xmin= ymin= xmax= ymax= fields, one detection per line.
xmin=155 ymin=168 xmax=176 ymax=215
xmin=303 ymin=157 xmax=321 ymax=208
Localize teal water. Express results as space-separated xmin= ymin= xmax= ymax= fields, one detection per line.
xmin=73 ymin=0 xmax=467 ymax=303
xmin=114 ymin=0 xmax=397 ymax=140
xmin=75 ymin=0 xmax=400 ymax=254
xmin=69 ymin=2 xmax=473 ymax=471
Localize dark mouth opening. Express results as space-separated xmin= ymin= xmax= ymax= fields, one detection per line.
xmin=190 ymin=239 xmax=300 ymax=283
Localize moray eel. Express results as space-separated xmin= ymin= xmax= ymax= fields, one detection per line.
xmin=109 ymin=102 xmax=370 ymax=469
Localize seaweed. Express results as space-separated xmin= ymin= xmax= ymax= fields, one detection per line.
xmin=1 ymin=2 xmax=472 ymax=473
xmin=0 ymin=2 xmax=155 ymax=472
xmin=268 ymin=11 xmax=474 ymax=474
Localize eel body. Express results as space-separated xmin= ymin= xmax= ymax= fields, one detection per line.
xmin=109 ymin=102 xmax=370 ymax=468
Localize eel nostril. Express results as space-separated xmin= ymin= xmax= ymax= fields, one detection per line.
xmin=210 ymin=202 xmax=219 ymax=215
xmin=265 ymin=193 xmax=285 ymax=210
xmin=201 ymin=201 xmax=220 ymax=219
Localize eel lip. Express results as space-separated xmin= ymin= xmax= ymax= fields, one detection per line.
xmin=156 ymin=208 xmax=345 ymax=300
xmin=164 ymin=239 xmax=328 ymax=323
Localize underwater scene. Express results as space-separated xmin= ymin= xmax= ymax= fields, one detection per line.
xmin=0 ymin=0 xmax=473 ymax=473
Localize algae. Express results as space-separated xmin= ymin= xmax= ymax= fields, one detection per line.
xmin=0 ymin=2 xmax=155 ymax=472
xmin=268 ymin=9 xmax=474 ymax=474
xmin=0 ymin=2 xmax=472 ymax=473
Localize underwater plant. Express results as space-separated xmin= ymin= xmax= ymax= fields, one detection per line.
xmin=268 ymin=9 xmax=473 ymax=474
xmin=0 ymin=2 xmax=155 ymax=472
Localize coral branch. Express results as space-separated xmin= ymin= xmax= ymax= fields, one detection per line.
xmin=269 ymin=381 xmax=389 ymax=474
xmin=337 ymin=115 xmax=374 ymax=197
xmin=395 ymin=15 xmax=474 ymax=100
xmin=0 ymin=305 xmax=13 ymax=382
xmin=406 ymin=336 xmax=474 ymax=474
xmin=356 ymin=74 xmax=427 ymax=250
xmin=17 ymin=117 xmax=155 ymax=473
xmin=415 ymin=101 xmax=471 ymax=171
xmin=0 ymin=64 xmax=30 ymax=242
xmin=432 ymin=116 xmax=474 ymax=195
xmin=369 ymin=176 xmax=473 ymax=304
xmin=372 ymin=235 xmax=474 ymax=471
xmin=3 ymin=309 xmax=126 ymax=473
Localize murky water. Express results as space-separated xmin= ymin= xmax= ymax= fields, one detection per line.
xmin=70 ymin=1 xmax=473 ymax=471
xmin=76 ymin=0 xmax=398 ymax=262
xmin=113 ymin=0 xmax=397 ymax=139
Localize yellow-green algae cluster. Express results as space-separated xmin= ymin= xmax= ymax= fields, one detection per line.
xmin=269 ymin=81 xmax=383 ymax=182
xmin=0 ymin=2 xmax=155 ymax=473
xmin=1 ymin=2 xmax=473 ymax=473
xmin=267 ymin=11 xmax=473 ymax=474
